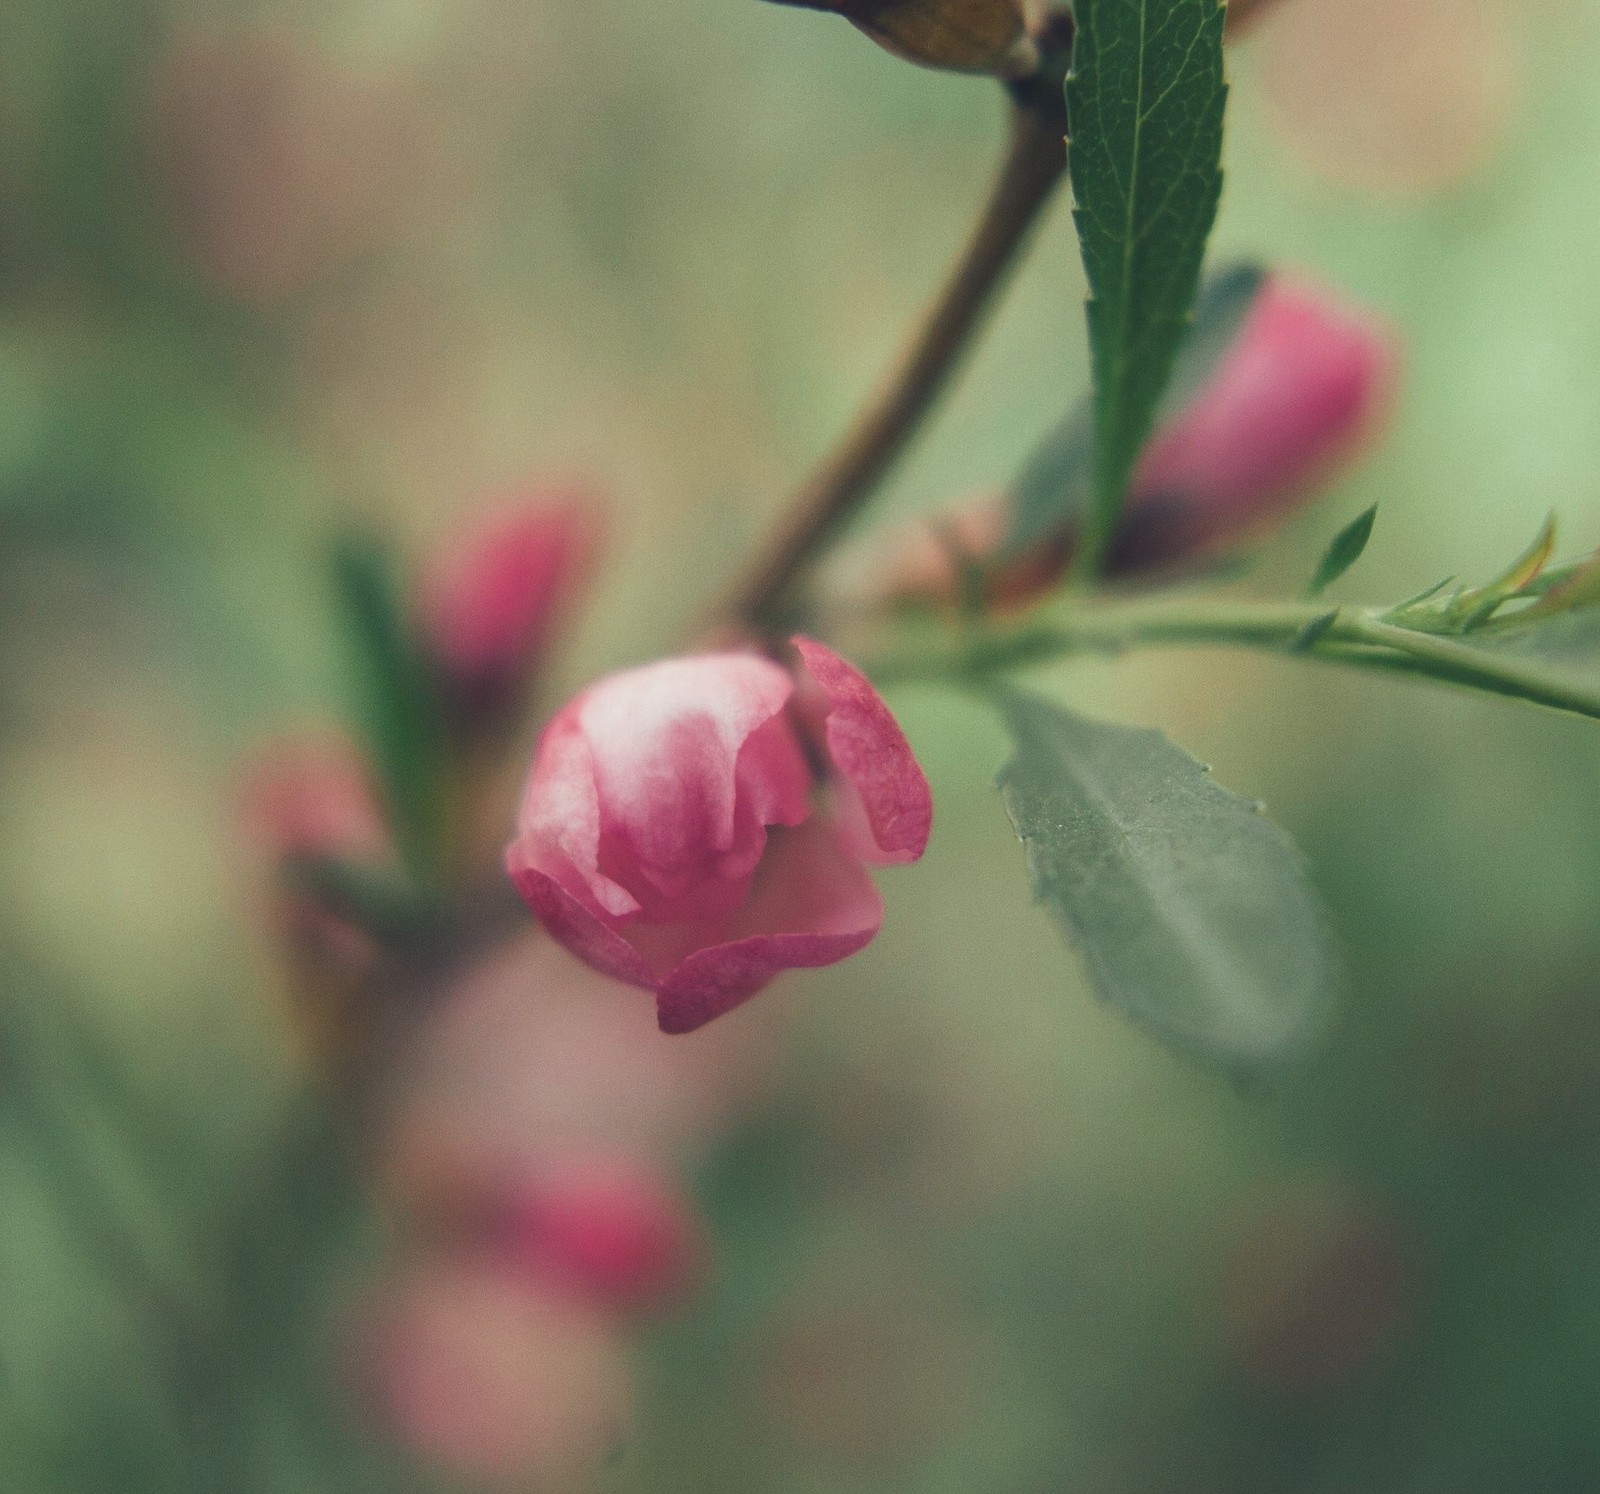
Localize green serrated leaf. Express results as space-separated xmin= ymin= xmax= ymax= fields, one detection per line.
xmin=1005 ymin=261 xmax=1264 ymax=559
xmin=995 ymin=690 xmax=1335 ymax=1076
xmin=332 ymin=533 xmax=446 ymax=883
xmin=1306 ymin=504 xmax=1378 ymax=597
xmin=1067 ymin=0 xmax=1228 ymax=574
xmin=1162 ymin=260 xmax=1265 ymax=411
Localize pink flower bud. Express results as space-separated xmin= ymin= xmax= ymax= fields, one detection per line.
xmin=236 ymin=733 xmax=395 ymax=1061
xmin=352 ymin=1259 xmax=632 ymax=1485
xmin=492 ymin=1154 xmax=706 ymax=1315
xmin=239 ymin=733 xmax=391 ymax=866
xmin=1109 ymin=273 xmax=1397 ymax=573
xmin=844 ymin=272 xmax=1395 ymax=611
xmin=417 ymin=493 xmax=600 ymax=720
xmin=505 ymin=639 xmax=932 ymax=1034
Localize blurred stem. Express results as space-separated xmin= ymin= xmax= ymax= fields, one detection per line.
xmin=723 ymin=38 xmax=1073 ymax=633
xmin=865 ymin=597 xmax=1600 ymax=721
xmin=0 ymin=978 xmax=217 ymax=1489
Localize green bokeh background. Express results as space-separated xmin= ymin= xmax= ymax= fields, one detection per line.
xmin=4 ymin=0 xmax=1600 ymax=1489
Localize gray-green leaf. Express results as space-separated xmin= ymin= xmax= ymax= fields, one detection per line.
xmin=1067 ymin=0 xmax=1228 ymax=571
xmin=1307 ymin=504 xmax=1378 ymax=597
xmin=332 ymin=533 xmax=446 ymax=883
xmin=996 ymin=689 xmax=1335 ymax=1076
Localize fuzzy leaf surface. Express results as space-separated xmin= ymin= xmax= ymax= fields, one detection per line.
xmin=997 ymin=689 xmax=1334 ymax=1075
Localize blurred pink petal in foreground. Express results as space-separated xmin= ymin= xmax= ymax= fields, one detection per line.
xmin=354 ymin=1258 xmax=632 ymax=1486
xmin=418 ymin=492 xmax=601 ymax=720
xmin=387 ymin=932 xmax=780 ymax=1176
xmin=238 ymin=733 xmax=391 ymax=866
xmin=492 ymin=1153 xmax=707 ymax=1314
xmin=1252 ymin=0 xmax=1519 ymax=194
xmin=506 ymin=640 xmax=931 ymax=1034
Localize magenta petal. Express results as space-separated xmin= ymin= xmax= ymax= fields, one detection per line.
xmin=654 ymin=819 xmax=883 ymax=1035
xmin=504 ymin=859 xmax=656 ymax=994
xmin=791 ymin=636 xmax=932 ymax=866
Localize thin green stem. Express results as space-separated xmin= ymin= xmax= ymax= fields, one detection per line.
xmin=720 ymin=59 xmax=1072 ymax=633
xmin=864 ymin=596 xmax=1600 ymax=722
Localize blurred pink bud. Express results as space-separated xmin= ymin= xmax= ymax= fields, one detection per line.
xmin=239 ymin=733 xmax=390 ymax=866
xmin=493 ymin=1154 xmax=707 ymax=1315
xmin=839 ymin=487 xmax=1068 ymax=617
xmin=849 ymin=272 xmax=1395 ymax=612
xmin=236 ymin=734 xmax=394 ymax=1059
xmin=1109 ymin=272 xmax=1398 ymax=572
xmin=354 ymin=1259 xmax=631 ymax=1485
xmin=505 ymin=639 xmax=932 ymax=1034
xmin=417 ymin=494 xmax=601 ymax=721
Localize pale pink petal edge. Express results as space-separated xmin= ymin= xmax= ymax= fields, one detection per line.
xmin=654 ymin=820 xmax=884 ymax=1034
xmin=505 ymin=858 xmax=656 ymax=993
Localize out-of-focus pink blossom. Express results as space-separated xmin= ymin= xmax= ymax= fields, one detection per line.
xmin=505 ymin=640 xmax=931 ymax=1034
xmin=1255 ymin=0 xmax=1518 ymax=196
xmin=417 ymin=493 xmax=600 ymax=720
xmin=239 ymin=733 xmax=390 ymax=867
xmin=492 ymin=1153 xmax=706 ymax=1314
xmin=385 ymin=933 xmax=781 ymax=1179
xmin=236 ymin=733 xmax=393 ymax=1055
xmin=846 ymin=272 xmax=1396 ymax=611
xmin=353 ymin=1258 xmax=631 ymax=1485
xmin=1109 ymin=272 xmax=1397 ymax=572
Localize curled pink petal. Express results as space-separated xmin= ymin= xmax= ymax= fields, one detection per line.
xmin=790 ymin=637 xmax=932 ymax=866
xmin=504 ymin=861 xmax=657 ymax=994
xmin=656 ymin=820 xmax=883 ymax=1035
